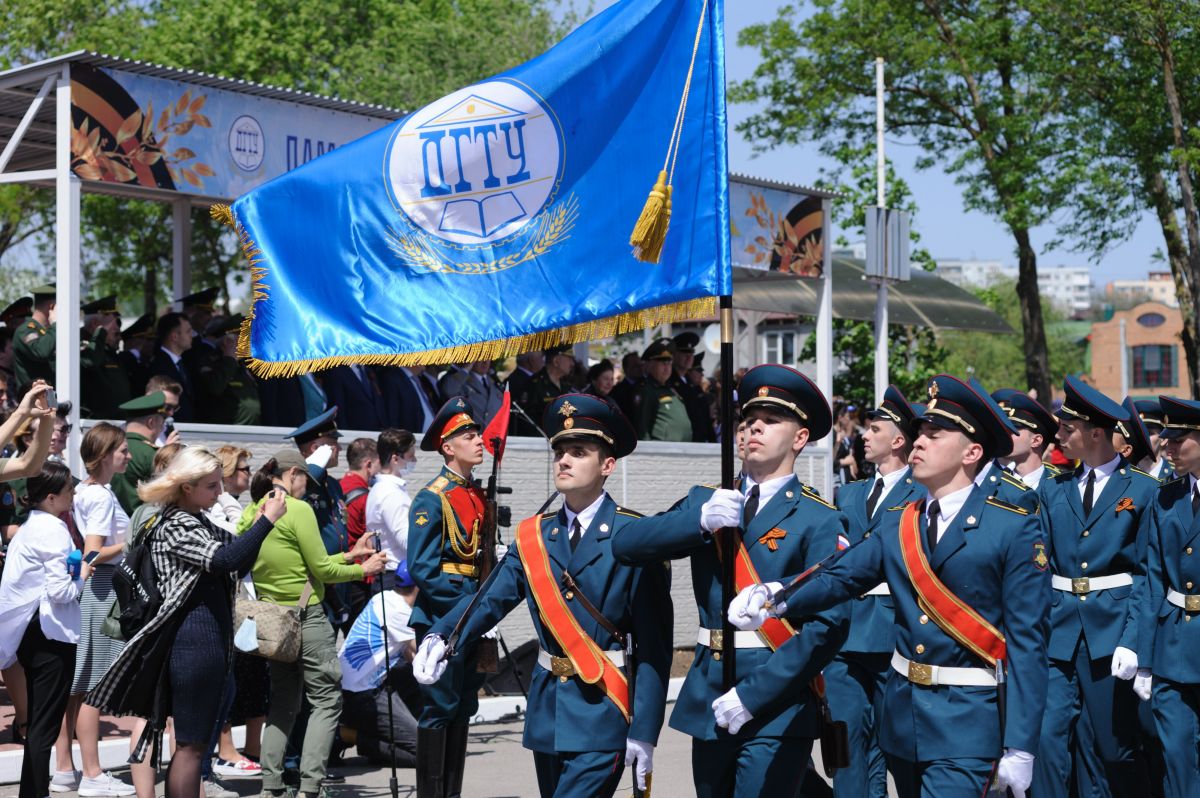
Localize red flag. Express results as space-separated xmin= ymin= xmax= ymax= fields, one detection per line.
xmin=483 ymin=387 xmax=512 ymax=462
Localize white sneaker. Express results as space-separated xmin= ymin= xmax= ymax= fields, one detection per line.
xmin=78 ymin=772 xmax=137 ymax=797
xmin=49 ymin=770 xmax=81 ymax=793
xmin=203 ymin=778 xmax=239 ymax=798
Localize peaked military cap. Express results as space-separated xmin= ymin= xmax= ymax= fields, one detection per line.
xmin=81 ymin=295 xmax=119 ymax=315
xmin=1115 ymin=396 xmax=1154 ymax=463
xmin=1134 ymin=398 xmax=1166 ymax=432
xmin=421 ymin=397 xmax=480 ymax=452
xmin=739 ymin=363 xmax=833 ymax=442
xmin=544 ymin=392 xmax=636 ymax=458
xmin=29 ymin=284 xmax=56 ymax=300
xmin=641 ymin=337 xmax=676 ymax=362
xmin=177 ymin=286 xmax=219 ymax=310
xmin=285 ymin=406 xmax=342 ymax=445
xmin=204 ymin=314 xmax=243 ymax=337
xmin=121 ymin=313 xmax=155 ymax=340
xmin=918 ymin=374 xmax=1014 ymax=458
xmin=1056 ymin=375 xmax=1127 ymax=428
xmin=673 ymin=331 xmax=700 ymax=354
xmin=1158 ymin=395 xmax=1200 ymax=440
xmin=969 ymin=378 xmax=1019 ymax=436
xmin=543 ymin=344 xmax=574 ymax=360
xmin=119 ymin=391 xmax=167 ymax=418
xmin=867 ymin=384 xmax=921 ymax=438
xmin=691 ymin=351 xmax=705 ymax=370
xmin=992 ymin=388 xmax=1058 ymax=441
xmin=1 ymin=296 xmax=32 ymax=325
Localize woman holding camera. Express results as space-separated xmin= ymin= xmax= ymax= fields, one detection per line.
xmin=239 ymin=449 xmax=388 ymax=798
xmin=86 ymin=447 xmax=288 ymax=798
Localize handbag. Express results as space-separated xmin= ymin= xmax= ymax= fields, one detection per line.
xmin=233 ymin=577 xmax=315 ymax=663
xmin=101 ymin=597 xmax=125 ymax=641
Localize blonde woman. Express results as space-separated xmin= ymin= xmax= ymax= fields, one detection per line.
xmin=86 ymin=447 xmax=288 ymax=798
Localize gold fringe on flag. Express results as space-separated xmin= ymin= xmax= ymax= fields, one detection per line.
xmin=629 ymin=0 xmax=709 ymax=264
xmin=211 ymin=202 xmax=717 ymax=379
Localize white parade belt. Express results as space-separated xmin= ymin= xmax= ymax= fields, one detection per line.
xmin=891 ymin=650 xmax=996 ymax=687
xmin=537 ymin=648 xmax=624 ymax=678
xmin=1166 ymin=588 xmax=1200 ymax=612
xmin=864 ymin=583 xmax=891 ymax=596
xmin=697 ymin=628 xmax=769 ymax=650
xmin=1050 ymin=573 xmax=1132 ymax=595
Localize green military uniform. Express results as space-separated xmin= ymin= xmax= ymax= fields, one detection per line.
xmin=119 ymin=313 xmax=155 ymax=396
xmin=109 ymin=393 xmax=167 ymax=515
xmin=80 ymin=296 xmax=131 ymax=420
xmin=0 ymin=296 xmax=32 ymax=329
xmin=636 ymin=338 xmax=691 ymax=442
xmin=12 ymin=284 xmax=57 ymax=393
xmin=191 ymin=315 xmax=260 ymax=424
xmin=520 ymin=345 xmax=575 ymax=432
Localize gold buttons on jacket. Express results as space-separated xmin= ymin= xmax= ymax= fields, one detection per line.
xmin=915 ymin=644 xmax=926 ymax=654
xmin=919 ymin=615 xmax=929 ymax=625
xmin=564 ymin=591 xmax=574 ymax=601
xmin=1082 ymin=530 xmax=1090 ymax=537
xmin=1081 ymin=562 xmax=1088 ymax=570
xmin=1188 ymin=547 xmax=1194 ymax=556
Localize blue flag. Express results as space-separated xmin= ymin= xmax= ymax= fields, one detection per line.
xmin=215 ymin=0 xmax=729 ymax=375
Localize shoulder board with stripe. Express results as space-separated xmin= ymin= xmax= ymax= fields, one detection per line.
xmin=616 ymin=507 xmax=643 ymax=518
xmin=1163 ymin=476 xmax=1186 ymax=488
xmin=1000 ymin=474 xmax=1030 ymax=491
xmin=1128 ymin=466 xmax=1155 ymax=479
xmin=701 ymin=483 xmax=720 ymax=490
xmin=801 ymin=486 xmax=836 ymax=510
xmin=425 ymin=476 xmax=449 ymax=495
xmin=986 ymin=496 xmax=1028 ymax=515
xmin=1044 ymin=463 xmax=1065 ymax=476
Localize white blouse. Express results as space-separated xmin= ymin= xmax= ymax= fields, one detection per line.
xmin=73 ymin=482 xmax=130 ymax=566
xmin=0 ymin=510 xmax=83 ymax=663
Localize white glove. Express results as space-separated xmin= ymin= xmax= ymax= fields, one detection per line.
xmin=495 ymin=543 xmax=509 ymax=562
xmin=624 ymin=738 xmax=654 ymax=790
xmin=711 ymin=687 xmax=753 ymax=735
xmin=1133 ymin=668 xmax=1153 ymax=701
xmin=413 ymin=635 xmax=448 ymax=685
xmin=1111 ymin=646 xmax=1138 ymax=680
xmin=727 ymin=582 xmax=785 ymax=631
xmin=700 ymin=489 xmax=744 ymax=533
xmin=482 ymin=626 xmax=500 ymax=640
xmin=994 ymin=748 xmax=1034 ymax=795
xmin=305 ymin=443 xmax=333 ymax=470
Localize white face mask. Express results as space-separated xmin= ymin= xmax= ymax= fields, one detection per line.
xmin=397 ymin=459 xmax=416 ymax=477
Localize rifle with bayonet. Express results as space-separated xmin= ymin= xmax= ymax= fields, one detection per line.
xmin=472 ymin=436 xmax=513 ymax=672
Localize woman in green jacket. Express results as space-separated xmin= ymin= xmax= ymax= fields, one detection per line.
xmin=237 ymin=449 xmax=387 ymax=798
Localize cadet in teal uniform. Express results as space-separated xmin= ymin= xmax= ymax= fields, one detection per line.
xmin=967 ymin=379 xmax=1041 ymax=513
xmin=993 ymin=388 xmax=1063 ymax=490
xmin=12 ymin=284 xmax=56 ymax=394
xmin=285 ymin=407 xmax=352 ymax=628
xmin=1032 ymin=376 xmax=1159 ymax=798
xmin=1136 ymin=398 xmax=1176 ymax=481
xmin=414 ymin=394 xmax=672 ymax=798
xmin=828 ymin=385 xmax=925 ymax=798
xmin=407 ymin=398 xmax=488 ymax=798
xmin=729 ymin=373 xmax=1050 ymax=798
xmin=612 ymin=364 xmax=849 ymax=798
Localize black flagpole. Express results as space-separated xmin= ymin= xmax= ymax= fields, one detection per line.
xmin=719 ymin=294 xmax=737 ymax=692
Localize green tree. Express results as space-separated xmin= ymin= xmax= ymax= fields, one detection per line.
xmin=733 ymin=0 xmax=1109 ymax=401
xmin=800 ymin=319 xmax=947 ymax=408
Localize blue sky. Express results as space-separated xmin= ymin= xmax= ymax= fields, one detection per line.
xmin=717 ymin=1 xmax=1164 ymax=287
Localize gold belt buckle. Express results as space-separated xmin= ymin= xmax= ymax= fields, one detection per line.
xmin=1186 ymin=595 xmax=1200 ymax=612
xmin=550 ymin=656 xmax=575 ymax=677
xmin=708 ymin=630 xmax=724 ymax=652
xmin=907 ymin=661 xmax=934 ymax=686
xmin=1071 ymin=577 xmax=1091 ymax=594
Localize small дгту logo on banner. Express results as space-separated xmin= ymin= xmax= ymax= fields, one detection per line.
xmin=384 ymin=79 xmax=576 ymax=275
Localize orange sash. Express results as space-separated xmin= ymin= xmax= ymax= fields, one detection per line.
xmin=899 ymin=502 xmax=1006 ymax=666
xmin=729 ymin=537 xmax=798 ymax=650
xmin=515 ymin=514 xmax=631 ymax=721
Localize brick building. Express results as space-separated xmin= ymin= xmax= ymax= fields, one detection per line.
xmin=1089 ymin=301 xmax=1190 ymax=397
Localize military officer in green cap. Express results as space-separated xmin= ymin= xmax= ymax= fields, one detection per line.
xmin=191 ymin=314 xmax=260 ymax=424
xmin=80 ymin=295 xmax=131 ymax=419
xmin=109 ymin=391 xmax=169 ymax=514
xmin=12 ymin=284 xmax=56 ymax=394
xmin=636 ymin=338 xmax=691 ymax=442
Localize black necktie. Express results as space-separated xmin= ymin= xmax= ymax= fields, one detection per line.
xmin=743 ymin=485 xmax=760 ymax=528
xmin=1192 ymin=485 xmax=1199 ymax=516
xmin=1083 ymin=470 xmax=1096 ymax=516
xmin=569 ymin=518 xmax=582 ymax=552
xmin=866 ymin=478 xmax=885 ymax=519
xmin=926 ymin=500 xmax=941 ymax=554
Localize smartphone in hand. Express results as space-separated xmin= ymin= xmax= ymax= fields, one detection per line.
xmin=83 ymin=551 xmax=101 ymax=566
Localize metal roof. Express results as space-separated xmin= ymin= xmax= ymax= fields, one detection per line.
xmin=733 ymin=257 xmax=1014 ymax=333
xmin=730 ymin=172 xmax=844 ymax=200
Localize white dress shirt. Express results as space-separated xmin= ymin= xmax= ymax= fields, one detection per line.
xmin=869 ymin=465 xmax=909 ymax=505
xmin=928 ymin=482 xmax=976 ymax=543
xmin=366 ymin=473 xmax=412 ymax=565
xmin=73 ymin=482 xmax=130 ymax=567
xmin=1079 ymin=455 xmax=1122 ymax=503
xmin=0 ymin=510 xmax=84 ymax=664
xmin=1019 ymin=464 xmax=1047 ymax=491
xmin=741 ymin=473 xmax=795 ymax=512
xmin=563 ymin=491 xmax=608 ymax=542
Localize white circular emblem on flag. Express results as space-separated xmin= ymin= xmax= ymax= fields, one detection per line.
xmin=386 ymin=80 xmax=564 ymax=247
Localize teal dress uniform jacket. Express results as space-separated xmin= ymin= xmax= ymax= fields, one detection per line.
xmin=611 ymin=476 xmax=850 ymax=741
xmin=432 ymin=496 xmax=673 ymax=754
xmin=781 ymin=486 xmax=1050 ymax=760
xmin=980 ymin=461 xmax=1041 ymax=514
xmin=1142 ymin=475 xmax=1200 ymax=682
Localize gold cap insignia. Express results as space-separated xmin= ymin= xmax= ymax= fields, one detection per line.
xmin=563 ymin=417 xmax=575 ymax=429
xmin=929 ymin=381 xmax=939 ymax=399
xmin=455 ymin=398 xmax=466 ymax=408
xmin=927 ymin=398 xmax=938 ymax=411
xmin=559 ymin=400 xmax=577 ymax=417
xmin=757 ymin=386 xmax=770 ymax=397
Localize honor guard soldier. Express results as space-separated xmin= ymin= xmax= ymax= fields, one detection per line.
xmin=285 ymin=407 xmax=353 ymax=626
xmin=12 ymin=284 xmax=56 ymax=394
xmin=109 ymin=392 xmax=169 ymax=514
xmin=828 ymin=385 xmax=925 ymax=798
xmin=992 ymin=388 xmax=1063 ymax=490
xmin=612 ymin=364 xmax=850 ymax=798
xmin=1141 ymin=395 xmax=1200 ymax=798
xmin=79 ymin=295 xmax=131 ymax=419
xmin=414 ymin=394 xmax=672 ymax=798
xmin=730 ymin=373 xmax=1050 ymax=798
xmin=635 ymin=337 xmax=691 ymax=442
xmin=407 ymin=398 xmax=488 ymax=798
xmin=192 ymin=315 xmax=260 ymax=424
xmin=1031 ymin=376 xmax=1159 ymax=798
xmin=1136 ymin=399 xmax=1175 ymax=481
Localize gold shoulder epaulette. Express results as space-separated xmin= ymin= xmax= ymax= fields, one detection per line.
xmin=1044 ymin=463 xmax=1064 ymax=476
xmin=1129 ymin=466 xmax=1154 ymax=479
xmin=986 ymin=496 xmax=1028 ymax=515
xmin=1000 ymin=474 xmax=1030 ymax=491
xmin=701 ymin=483 xmax=721 ymax=490
xmin=802 ymin=486 xmax=836 ymax=510
xmin=616 ymin=507 xmax=644 ymax=518
xmin=427 ymin=476 xmax=449 ymax=494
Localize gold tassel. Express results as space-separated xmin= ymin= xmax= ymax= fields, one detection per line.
xmin=629 ymin=170 xmax=672 ymax=263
